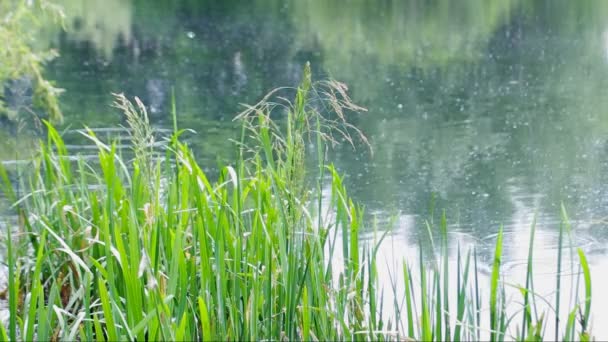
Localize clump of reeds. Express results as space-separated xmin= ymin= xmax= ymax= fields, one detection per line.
xmin=393 ymin=210 xmax=592 ymax=342
xmin=0 ymin=64 xmax=377 ymax=341
xmin=0 ymin=64 xmax=594 ymax=341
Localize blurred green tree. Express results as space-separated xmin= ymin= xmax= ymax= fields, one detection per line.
xmin=0 ymin=0 xmax=64 ymax=122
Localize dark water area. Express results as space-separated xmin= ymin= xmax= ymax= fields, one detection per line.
xmin=2 ymin=0 xmax=608 ymax=336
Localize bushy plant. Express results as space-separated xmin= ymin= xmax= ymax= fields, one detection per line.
xmin=0 ymin=0 xmax=64 ymax=122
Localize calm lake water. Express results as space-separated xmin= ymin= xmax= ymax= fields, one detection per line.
xmin=2 ymin=0 xmax=608 ymax=337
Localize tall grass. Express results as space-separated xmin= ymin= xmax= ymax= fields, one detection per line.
xmin=0 ymin=65 xmax=594 ymax=341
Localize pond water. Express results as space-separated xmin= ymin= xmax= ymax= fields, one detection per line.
xmin=2 ymin=0 xmax=608 ymax=337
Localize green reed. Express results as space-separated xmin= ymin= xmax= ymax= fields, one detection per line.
xmin=390 ymin=208 xmax=594 ymax=342
xmin=0 ymin=65 xmax=595 ymax=341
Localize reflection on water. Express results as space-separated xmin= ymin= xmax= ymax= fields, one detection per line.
xmin=3 ymin=0 xmax=608 ymax=337
xmin=39 ymin=0 xmax=132 ymax=59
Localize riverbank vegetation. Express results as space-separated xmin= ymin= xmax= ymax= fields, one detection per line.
xmin=0 ymin=67 xmax=594 ymax=340
xmin=0 ymin=0 xmax=63 ymax=122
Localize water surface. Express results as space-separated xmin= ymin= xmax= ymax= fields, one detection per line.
xmin=2 ymin=0 xmax=608 ymax=337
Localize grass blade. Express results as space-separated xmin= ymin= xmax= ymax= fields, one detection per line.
xmin=490 ymin=227 xmax=503 ymax=342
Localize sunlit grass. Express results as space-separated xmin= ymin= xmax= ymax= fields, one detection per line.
xmin=0 ymin=66 xmax=594 ymax=341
